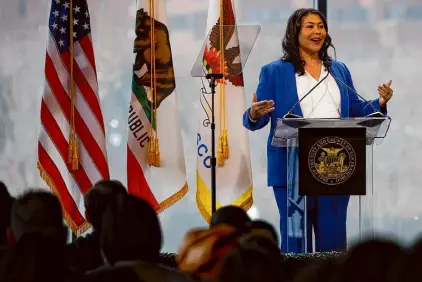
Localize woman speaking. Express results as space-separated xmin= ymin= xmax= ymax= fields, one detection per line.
xmin=243 ymin=8 xmax=393 ymax=253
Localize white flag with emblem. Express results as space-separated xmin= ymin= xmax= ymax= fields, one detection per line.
xmin=127 ymin=0 xmax=187 ymax=212
xmin=196 ymin=0 xmax=253 ymax=222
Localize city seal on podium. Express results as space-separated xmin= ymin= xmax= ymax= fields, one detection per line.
xmin=308 ymin=136 xmax=356 ymax=185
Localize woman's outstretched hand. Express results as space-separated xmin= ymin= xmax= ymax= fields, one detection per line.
xmin=378 ymin=80 xmax=393 ymax=107
xmin=249 ymin=93 xmax=275 ymax=120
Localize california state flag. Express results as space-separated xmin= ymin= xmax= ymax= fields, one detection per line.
xmin=196 ymin=0 xmax=253 ymax=222
xmin=127 ymin=0 xmax=187 ymax=212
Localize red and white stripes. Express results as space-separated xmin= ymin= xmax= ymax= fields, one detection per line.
xmin=38 ymin=31 xmax=109 ymax=235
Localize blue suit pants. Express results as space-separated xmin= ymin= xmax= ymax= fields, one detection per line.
xmin=273 ymin=186 xmax=349 ymax=253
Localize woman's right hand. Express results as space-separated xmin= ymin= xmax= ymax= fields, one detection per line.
xmin=249 ymin=93 xmax=275 ymax=120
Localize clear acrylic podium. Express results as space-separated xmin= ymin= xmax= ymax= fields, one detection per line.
xmin=271 ymin=117 xmax=391 ymax=253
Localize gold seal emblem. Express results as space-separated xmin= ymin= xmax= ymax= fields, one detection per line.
xmin=308 ymin=136 xmax=356 ymax=185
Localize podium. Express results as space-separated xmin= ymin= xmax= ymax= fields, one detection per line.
xmin=271 ymin=117 xmax=391 ymax=253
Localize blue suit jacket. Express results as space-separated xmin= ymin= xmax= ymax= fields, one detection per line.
xmin=243 ymin=59 xmax=386 ymax=187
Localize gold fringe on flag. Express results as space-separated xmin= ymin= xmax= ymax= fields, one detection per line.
xmin=147 ymin=0 xmax=160 ymax=167
xmin=37 ymin=161 xmax=91 ymax=235
xmin=68 ymin=0 xmax=79 ymax=171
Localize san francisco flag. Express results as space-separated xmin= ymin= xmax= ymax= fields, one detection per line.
xmin=127 ymin=0 xmax=187 ymax=211
xmin=38 ymin=0 xmax=109 ymax=235
xmin=196 ymin=0 xmax=253 ymax=222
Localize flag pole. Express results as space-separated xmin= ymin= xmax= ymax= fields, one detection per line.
xmin=68 ymin=0 xmax=79 ymax=170
xmin=206 ymin=73 xmax=223 ymax=215
xmin=209 ymin=0 xmax=226 ymax=215
xmin=147 ymin=0 xmax=160 ymax=167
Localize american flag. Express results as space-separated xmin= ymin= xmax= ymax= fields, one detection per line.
xmin=38 ymin=0 xmax=109 ymax=235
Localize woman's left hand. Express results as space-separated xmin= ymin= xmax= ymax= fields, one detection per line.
xmin=378 ymin=80 xmax=393 ymax=107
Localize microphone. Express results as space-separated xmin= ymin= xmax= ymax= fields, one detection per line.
xmin=283 ymin=71 xmax=330 ymax=118
xmin=329 ymin=70 xmax=384 ymax=118
xmin=283 ymin=67 xmax=385 ymax=119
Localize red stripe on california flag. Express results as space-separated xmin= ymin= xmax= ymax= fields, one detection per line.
xmin=45 ymin=55 xmax=109 ymax=180
xmin=127 ymin=146 xmax=158 ymax=208
xmin=41 ymin=100 xmax=93 ymax=193
xmin=38 ymin=143 xmax=86 ymax=226
xmin=60 ymin=52 xmax=105 ymax=132
xmin=78 ymin=36 xmax=97 ymax=74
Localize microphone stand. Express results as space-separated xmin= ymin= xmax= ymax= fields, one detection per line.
xmin=206 ymin=73 xmax=223 ymax=215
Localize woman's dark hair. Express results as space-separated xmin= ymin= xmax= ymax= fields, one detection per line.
xmin=282 ymin=8 xmax=335 ymax=75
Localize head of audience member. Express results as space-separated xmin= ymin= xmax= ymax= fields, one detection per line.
xmin=101 ymin=194 xmax=162 ymax=265
xmin=334 ymin=238 xmax=403 ymax=282
xmin=246 ymin=220 xmax=279 ymax=247
xmin=84 ymin=179 xmax=127 ymax=232
xmin=210 ymin=205 xmax=251 ymax=229
xmin=177 ymin=224 xmax=237 ymax=279
xmin=0 ymin=190 xmax=69 ymax=282
xmin=217 ymin=232 xmax=283 ymax=282
xmin=9 ymin=190 xmax=66 ymax=244
xmin=390 ymin=236 xmax=422 ymax=282
xmin=293 ymin=259 xmax=340 ymax=282
xmin=0 ymin=181 xmax=14 ymax=245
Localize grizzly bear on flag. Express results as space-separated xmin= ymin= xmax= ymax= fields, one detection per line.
xmin=133 ymin=8 xmax=176 ymax=110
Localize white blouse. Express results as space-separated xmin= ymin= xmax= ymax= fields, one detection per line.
xmin=295 ymin=64 xmax=341 ymax=118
